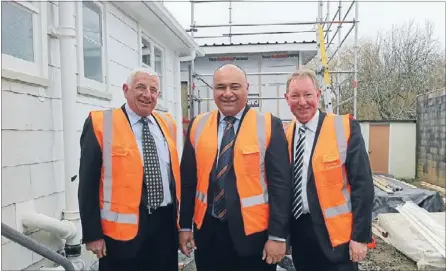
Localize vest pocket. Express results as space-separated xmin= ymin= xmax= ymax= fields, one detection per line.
xmin=242 ymin=145 xmax=261 ymax=176
xmin=112 ymin=146 xmax=130 ymax=156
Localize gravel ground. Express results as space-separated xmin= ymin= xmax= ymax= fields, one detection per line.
xmin=359 ymin=234 xmax=417 ymax=271
xmin=178 ymin=234 xmax=417 ymax=271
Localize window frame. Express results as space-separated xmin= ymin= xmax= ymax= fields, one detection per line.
xmin=1 ymin=1 xmax=49 ymax=86
xmin=75 ymin=0 xmax=110 ymax=99
xmin=137 ymin=29 xmax=167 ymax=108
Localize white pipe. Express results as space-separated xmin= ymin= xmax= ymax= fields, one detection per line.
xmin=175 ymin=57 xmax=184 ymax=156
xmin=22 ymin=212 xmax=76 ymax=241
xmin=58 ymin=1 xmax=82 ymax=246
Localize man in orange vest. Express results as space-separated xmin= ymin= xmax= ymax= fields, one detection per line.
xmin=78 ymin=67 xmax=181 ymax=271
xmin=284 ymin=69 xmax=374 ymax=271
xmin=179 ymin=64 xmax=292 ymax=271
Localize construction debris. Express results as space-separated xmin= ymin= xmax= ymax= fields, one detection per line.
xmin=372 ymin=175 xmax=444 ymax=219
xmin=377 ymin=203 xmax=446 ymax=270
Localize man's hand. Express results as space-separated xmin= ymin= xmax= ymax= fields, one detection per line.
xmin=86 ymin=239 xmax=106 ymax=259
xmin=262 ymin=240 xmax=286 ymax=264
xmin=179 ymin=231 xmax=196 ymax=257
xmin=349 ymin=240 xmax=367 ymax=262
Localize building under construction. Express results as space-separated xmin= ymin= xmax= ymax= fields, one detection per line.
xmin=180 ymin=0 xmax=360 ymax=122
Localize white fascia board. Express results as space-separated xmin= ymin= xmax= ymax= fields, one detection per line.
xmin=142 ymin=1 xmax=204 ymax=56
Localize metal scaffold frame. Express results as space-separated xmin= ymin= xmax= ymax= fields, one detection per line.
xmin=186 ymin=0 xmax=359 ymax=119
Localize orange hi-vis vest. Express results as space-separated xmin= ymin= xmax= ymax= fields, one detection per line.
xmin=285 ymin=113 xmax=353 ymax=247
xmin=90 ymin=108 xmax=181 ymax=241
xmin=190 ymin=108 xmax=271 ymax=236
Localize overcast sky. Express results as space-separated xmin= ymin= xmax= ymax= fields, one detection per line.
xmin=164 ymin=1 xmax=445 ymax=50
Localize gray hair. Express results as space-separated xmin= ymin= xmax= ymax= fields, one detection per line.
xmin=126 ymin=67 xmax=160 ymax=86
xmin=286 ymin=68 xmax=320 ymax=93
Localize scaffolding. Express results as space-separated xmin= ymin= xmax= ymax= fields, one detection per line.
xmin=186 ymin=0 xmax=360 ymax=119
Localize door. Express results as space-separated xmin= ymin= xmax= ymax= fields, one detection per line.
xmin=368 ymin=124 xmax=390 ymax=174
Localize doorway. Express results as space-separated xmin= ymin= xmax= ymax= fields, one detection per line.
xmin=368 ymin=124 xmax=390 ymax=174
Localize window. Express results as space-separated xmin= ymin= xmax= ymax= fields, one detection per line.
xmin=76 ymin=1 xmax=109 ymax=98
xmin=82 ymin=2 xmax=103 ymax=83
xmin=139 ymin=33 xmax=165 ymax=101
xmin=141 ymin=38 xmax=151 ymax=67
xmin=154 ymin=46 xmax=164 ymax=98
xmin=1 ymin=1 xmax=48 ymax=85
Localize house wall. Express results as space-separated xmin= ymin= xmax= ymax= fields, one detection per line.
xmin=359 ymin=121 xmax=416 ymax=179
xmin=416 ymin=88 xmax=446 ymax=188
xmin=180 ymin=52 xmax=301 ymax=120
xmin=1 ymin=2 xmax=182 ymax=270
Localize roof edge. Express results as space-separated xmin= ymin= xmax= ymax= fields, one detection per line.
xmin=143 ymin=1 xmax=205 ymax=56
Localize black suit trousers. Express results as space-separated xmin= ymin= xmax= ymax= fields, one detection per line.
xmin=98 ymin=204 xmax=178 ymax=271
xmin=194 ymin=216 xmax=276 ymax=271
xmin=290 ymin=214 xmax=358 ymax=271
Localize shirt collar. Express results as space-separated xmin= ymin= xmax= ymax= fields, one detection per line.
xmin=296 ymin=109 xmax=320 ymax=133
xmin=218 ymin=106 xmax=246 ymax=124
xmin=125 ymin=103 xmax=154 ymax=126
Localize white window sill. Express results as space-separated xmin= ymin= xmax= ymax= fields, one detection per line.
xmin=1 ymin=68 xmax=49 ymax=87
xmin=77 ymin=86 xmax=112 ymax=101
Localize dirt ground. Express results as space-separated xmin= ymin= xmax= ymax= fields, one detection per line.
xmin=179 ymin=235 xmax=418 ymax=271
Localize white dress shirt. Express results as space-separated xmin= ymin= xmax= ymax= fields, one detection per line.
xmin=125 ymin=103 xmax=172 ymax=206
xmin=293 ymin=109 xmax=320 ymax=214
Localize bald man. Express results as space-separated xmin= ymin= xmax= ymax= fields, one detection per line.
xmin=179 ymin=64 xmax=292 ymax=271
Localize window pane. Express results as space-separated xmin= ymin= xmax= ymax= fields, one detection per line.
xmin=154 ymin=47 xmax=162 ymax=75
xmin=82 ymin=2 xmax=102 ymax=44
xmin=83 ymin=37 xmax=103 ymax=83
xmin=1 ymin=1 xmax=34 ymax=62
xmin=141 ymin=38 xmax=151 ymax=66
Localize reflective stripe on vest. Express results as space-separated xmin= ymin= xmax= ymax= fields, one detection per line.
xmin=323 ymin=115 xmax=351 ymax=218
xmin=101 ymin=109 xmax=138 ymax=224
xmin=191 ymin=110 xmax=269 ymax=208
xmin=154 ymin=111 xmax=176 ymax=141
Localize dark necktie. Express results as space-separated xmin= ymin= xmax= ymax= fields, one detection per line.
xmin=212 ymin=116 xmax=237 ymax=221
xmin=140 ymin=117 xmax=164 ymax=208
xmin=292 ymin=125 xmax=307 ymax=219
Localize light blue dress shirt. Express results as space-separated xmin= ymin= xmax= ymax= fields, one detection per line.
xmin=125 ymin=103 xmax=172 ymax=206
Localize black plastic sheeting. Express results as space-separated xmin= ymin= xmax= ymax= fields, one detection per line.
xmin=372 ymin=175 xmax=445 ymax=219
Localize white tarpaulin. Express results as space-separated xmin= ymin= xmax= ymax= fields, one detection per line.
xmin=378 ymin=210 xmax=445 ymax=270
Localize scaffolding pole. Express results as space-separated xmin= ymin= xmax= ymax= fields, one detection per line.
xmin=187 ymin=0 xmax=359 ymax=119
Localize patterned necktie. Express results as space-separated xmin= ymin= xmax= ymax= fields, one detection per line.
xmin=212 ymin=116 xmax=237 ymax=221
xmin=140 ymin=117 xmax=164 ymax=208
xmin=292 ymin=125 xmax=307 ymax=219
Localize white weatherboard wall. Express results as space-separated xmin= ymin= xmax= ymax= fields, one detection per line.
xmin=1 ymin=2 xmax=184 ymax=270
xmin=359 ymin=121 xmax=416 ymax=179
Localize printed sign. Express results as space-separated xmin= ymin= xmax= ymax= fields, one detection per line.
xmin=208 ymin=56 xmax=248 ymax=62
xmin=261 ymin=53 xmax=299 ymax=59
xmin=247 ymin=93 xmax=260 ymax=107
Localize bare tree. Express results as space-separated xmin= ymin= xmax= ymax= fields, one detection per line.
xmin=314 ymin=20 xmax=445 ymax=120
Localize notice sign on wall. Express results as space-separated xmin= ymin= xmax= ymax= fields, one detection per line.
xmin=247 ymin=93 xmax=260 ymax=107
xmin=261 ymin=53 xmax=299 ymax=59
xmin=209 ymin=56 xmax=249 ymax=62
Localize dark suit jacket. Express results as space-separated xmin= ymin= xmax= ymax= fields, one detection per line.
xmin=179 ymin=105 xmax=292 ymax=257
xmin=289 ymin=110 xmax=374 ymax=263
xmin=78 ymin=105 xmax=178 ymax=259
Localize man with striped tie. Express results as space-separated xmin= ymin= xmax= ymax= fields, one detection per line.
xmin=284 ymin=69 xmax=374 ymax=271
xmin=179 ymin=64 xmax=292 ymax=271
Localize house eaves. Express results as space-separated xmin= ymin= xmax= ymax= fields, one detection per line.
xmin=114 ymin=1 xmax=205 ymax=57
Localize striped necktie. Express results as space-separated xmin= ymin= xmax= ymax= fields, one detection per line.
xmin=292 ymin=125 xmax=307 ymax=219
xmin=212 ymin=116 xmax=236 ymax=221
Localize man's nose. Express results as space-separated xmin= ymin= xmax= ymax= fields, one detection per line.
xmin=222 ymin=88 xmax=233 ymax=96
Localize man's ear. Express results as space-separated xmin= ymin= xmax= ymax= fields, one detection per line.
xmin=122 ymin=83 xmax=129 ymax=98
